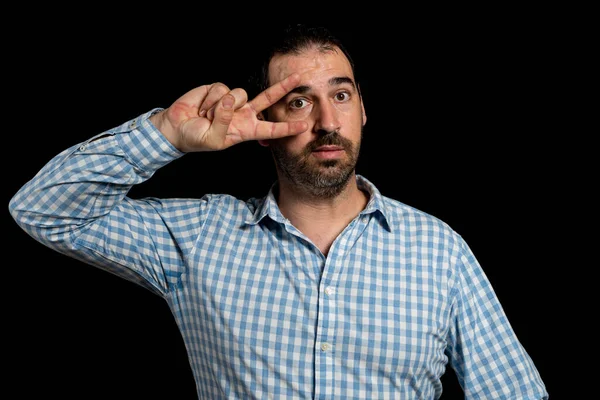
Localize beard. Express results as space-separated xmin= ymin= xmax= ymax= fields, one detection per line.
xmin=270 ymin=129 xmax=362 ymax=199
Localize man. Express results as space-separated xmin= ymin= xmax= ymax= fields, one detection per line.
xmin=9 ymin=24 xmax=548 ymax=399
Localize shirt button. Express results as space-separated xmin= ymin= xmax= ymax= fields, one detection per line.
xmin=78 ymin=144 xmax=86 ymax=151
xmin=321 ymin=343 xmax=330 ymax=351
xmin=324 ymin=287 xmax=334 ymax=296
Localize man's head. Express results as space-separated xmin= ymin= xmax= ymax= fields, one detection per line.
xmin=256 ymin=24 xmax=367 ymax=199
xmin=254 ymin=24 xmax=361 ymax=100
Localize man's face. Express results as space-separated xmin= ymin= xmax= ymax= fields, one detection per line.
xmin=261 ymin=46 xmax=367 ymax=198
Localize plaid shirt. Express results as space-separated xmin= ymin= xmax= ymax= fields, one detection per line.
xmin=10 ymin=109 xmax=548 ymax=399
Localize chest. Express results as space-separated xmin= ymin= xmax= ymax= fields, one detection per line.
xmin=179 ymin=250 xmax=453 ymax=395
xmin=188 ymin=240 xmax=454 ymax=349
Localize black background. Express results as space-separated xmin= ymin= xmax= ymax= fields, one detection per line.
xmin=5 ymin=17 xmax=587 ymax=399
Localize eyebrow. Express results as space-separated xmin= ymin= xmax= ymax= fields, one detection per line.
xmin=289 ymin=76 xmax=356 ymax=95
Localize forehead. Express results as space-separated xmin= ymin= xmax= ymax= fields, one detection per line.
xmin=268 ymin=46 xmax=354 ymax=87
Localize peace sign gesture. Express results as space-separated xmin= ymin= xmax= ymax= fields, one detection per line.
xmin=150 ymin=73 xmax=308 ymax=152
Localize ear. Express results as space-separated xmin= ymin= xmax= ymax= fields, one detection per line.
xmin=361 ymin=97 xmax=367 ymax=125
xmin=257 ymin=111 xmax=270 ymax=146
xmin=358 ymin=84 xmax=367 ymax=125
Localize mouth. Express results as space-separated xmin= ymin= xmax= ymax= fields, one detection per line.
xmin=314 ymin=145 xmax=344 ymax=152
xmin=312 ymin=145 xmax=345 ymax=159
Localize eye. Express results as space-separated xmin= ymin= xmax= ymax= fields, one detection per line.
xmin=335 ymin=91 xmax=350 ymax=102
xmin=289 ymin=98 xmax=309 ymax=110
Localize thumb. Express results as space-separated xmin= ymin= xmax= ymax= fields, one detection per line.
xmin=212 ymin=94 xmax=235 ymax=132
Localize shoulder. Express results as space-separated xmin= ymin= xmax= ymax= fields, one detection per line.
xmin=378 ymin=194 xmax=475 ymax=266
xmin=200 ymin=193 xmax=263 ymax=215
xmin=145 ymin=193 xmax=261 ymax=221
xmin=383 ymin=196 xmax=460 ymax=238
xmin=359 ymin=174 xmax=465 ymax=247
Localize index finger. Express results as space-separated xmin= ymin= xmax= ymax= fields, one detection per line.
xmin=248 ymin=73 xmax=300 ymax=114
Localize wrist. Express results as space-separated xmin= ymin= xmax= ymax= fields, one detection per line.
xmin=149 ymin=109 xmax=183 ymax=152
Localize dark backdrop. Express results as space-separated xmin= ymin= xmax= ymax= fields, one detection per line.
xmin=5 ymin=19 xmax=578 ymax=399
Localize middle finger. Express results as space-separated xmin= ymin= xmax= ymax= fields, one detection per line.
xmin=199 ymin=83 xmax=231 ymax=117
xmin=247 ymin=73 xmax=301 ymax=114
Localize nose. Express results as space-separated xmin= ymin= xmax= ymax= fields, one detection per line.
xmin=313 ymin=101 xmax=341 ymax=135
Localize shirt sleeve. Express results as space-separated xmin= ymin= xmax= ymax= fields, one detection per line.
xmin=8 ymin=108 xmax=200 ymax=297
xmin=445 ymin=237 xmax=549 ymax=400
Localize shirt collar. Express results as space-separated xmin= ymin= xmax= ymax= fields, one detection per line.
xmin=245 ymin=174 xmax=392 ymax=230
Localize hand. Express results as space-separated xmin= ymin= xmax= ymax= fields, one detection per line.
xmin=150 ymin=73 xmax=308 ymax=152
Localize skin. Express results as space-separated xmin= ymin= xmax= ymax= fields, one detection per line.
xmin=150 ymin=45 xmax=368 ymax=255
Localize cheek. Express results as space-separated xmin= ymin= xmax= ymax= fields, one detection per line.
xmin=349 ymin=107 xmax=365 ymax=130
xmin=276 ymin=132 xmax=312 ymax=154
xmin=284 ymin=133 xmax=309 ymax=149
xmin=269 ymin=103 xmax=314 ymax=122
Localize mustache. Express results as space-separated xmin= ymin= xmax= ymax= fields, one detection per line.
xmin=307 ymin=132 xmax=352 ymax=151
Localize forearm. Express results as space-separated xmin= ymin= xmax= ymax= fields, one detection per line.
xmin=9 ymin=109 xmax=184 ymax=248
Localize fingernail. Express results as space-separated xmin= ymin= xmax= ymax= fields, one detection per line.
xmin=223 ymin=95 xmax=233 ymax=110
xmin=199 ymin=109 xmax=206 ymax=117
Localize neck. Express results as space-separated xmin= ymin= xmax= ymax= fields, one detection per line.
xmin=276 ymin=173 xmax=368 ymax=226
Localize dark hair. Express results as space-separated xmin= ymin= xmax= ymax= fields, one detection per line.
xmin=249 ymin=24 xmax=361 ymax=100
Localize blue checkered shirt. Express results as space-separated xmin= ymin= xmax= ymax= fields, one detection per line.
xmin=9 ymin=109 xmax=548 ymax=399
